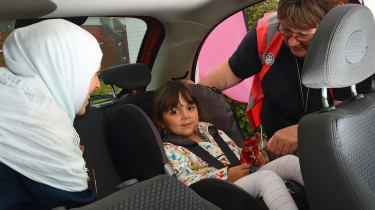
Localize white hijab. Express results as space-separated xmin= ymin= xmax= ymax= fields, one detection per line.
xmin=0 ymin=19 xmax=102 ymax=191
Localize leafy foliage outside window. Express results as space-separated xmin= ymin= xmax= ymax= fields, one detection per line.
xmin=0 ymin=21 xmax=15 ymax=66
xmin=245 ymin=0 xmax=278 ymax=27
xmin=0 ymin=34 xmax=6 ymax=66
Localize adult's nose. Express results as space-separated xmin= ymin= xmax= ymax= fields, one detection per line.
xmin=287 ymin=35 xmax=301 ymax=48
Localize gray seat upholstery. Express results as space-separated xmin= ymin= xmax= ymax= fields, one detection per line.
xmin=71 ymin=175 xmax=220 ymax=210
xmin=298 ymin=4 xmax=375 ymax=210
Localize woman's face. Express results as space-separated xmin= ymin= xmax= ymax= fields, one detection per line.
xmin=77 ymin=66 xmax=101 ymax=115
xmin=160 ymin=94 xmax=199 ymax=139
xmin=278 ymin=20 xmax=317 ymax=57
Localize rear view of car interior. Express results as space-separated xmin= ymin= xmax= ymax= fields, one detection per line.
xmin=1 ymin=0 xmax=375 ymax=209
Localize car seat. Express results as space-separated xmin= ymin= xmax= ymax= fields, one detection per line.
xmin=91 ymin=63 xmax=265 ymax=209
xmin=102 ymin=63 xmax=309 ymax=209
xmin=68 ymin=64 xmax=221 ymax=210
xmin=72 ymin=63 xmax=154 ymax=198
xmin=102 ymin=74 xmax=247 ymax=181
xmin=108 ymin=103 xmax=267 ymax=210
xmin=298 ymin=4 xmax=375 ymax=210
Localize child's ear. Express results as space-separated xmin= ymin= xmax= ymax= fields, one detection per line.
xmin=155 ymin=119 xmax=165 ymax=130
xmin=155 ymin=119 xmax=168 ymax=135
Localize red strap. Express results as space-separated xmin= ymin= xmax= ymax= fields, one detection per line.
xmin=329 ymin=88 xmax=335 ymax=101
xmin=256 ymin=12 xmax=272 ymax=61
xmin=259 ymin=33 xmax=284 ymax=81
xmin=247 ymin=30 xmax=283 ymax=130
xmin=247 ymin=101 xmax=263 ymax=130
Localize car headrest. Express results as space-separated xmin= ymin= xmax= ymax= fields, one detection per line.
xmin=99 ymin=63 xmax=151 ymax=90
xmin=302 ymin=4 xmax=375 ymax=89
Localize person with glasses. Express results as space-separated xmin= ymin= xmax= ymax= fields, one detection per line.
xmin=198 ymin=0 xmax=373 ymax=160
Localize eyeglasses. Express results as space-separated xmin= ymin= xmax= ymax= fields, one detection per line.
xmin=277 ymin=23 xmax=315 ymax=41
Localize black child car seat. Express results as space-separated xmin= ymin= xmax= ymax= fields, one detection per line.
xmin=68 ymin=64 xmax=221 ymax=210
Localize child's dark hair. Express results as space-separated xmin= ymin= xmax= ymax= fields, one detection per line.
xmin=153 ymin=80 xmax=203 ymax=130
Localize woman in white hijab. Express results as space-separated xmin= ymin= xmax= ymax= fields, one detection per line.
xmin=0 ymin=19 xmax=102 ymax=209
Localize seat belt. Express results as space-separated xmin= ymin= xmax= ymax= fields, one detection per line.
xmin=163 ymin=126 xmax=240 ymax=169
xmin=208 ymin=126 xmax=241 ymax=167
xmin=184 ymin=145 xmax=226 ymax=169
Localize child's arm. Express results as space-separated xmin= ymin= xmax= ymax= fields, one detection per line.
xmin=164 ymin=143 xmax=229 ymax=186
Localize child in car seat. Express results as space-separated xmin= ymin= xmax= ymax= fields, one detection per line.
xmin=153 ymin=80 xmax=304 ymax=210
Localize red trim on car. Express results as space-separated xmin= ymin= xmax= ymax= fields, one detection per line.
xmin=137 ymin=16 xmax=165 ymax=69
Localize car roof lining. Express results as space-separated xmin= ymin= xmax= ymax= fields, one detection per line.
xmin=15 ymin=17 xmax=88 ymax=28
xmin=0 ymin=0 xmax=57 ymax=20
xmin=0 ymin=0 xmax=262 ymax=27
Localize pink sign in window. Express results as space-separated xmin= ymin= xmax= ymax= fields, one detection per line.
xmin=197 ymin=11 xmax=252 ymax=103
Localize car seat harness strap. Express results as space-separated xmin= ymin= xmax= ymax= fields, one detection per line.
xmin=163 ymin=125 xmax=240 ymax=169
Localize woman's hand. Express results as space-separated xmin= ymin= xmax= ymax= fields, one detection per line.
xmin=227 ymin=164 xmax=250 ymax=182
xmin=267 ymin=124 xmax=298 ymax=159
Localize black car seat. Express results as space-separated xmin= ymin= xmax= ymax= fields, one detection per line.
xmin=108 ymin=104 xmax=267 ymax=210
xmin=74 ymin=107 xmax=122 ymax=198
xmin=298 ymin=4 xmax=375 ymax=210
xmin=190 ymin=85 xmax=245 ymax=146
xmin=100 ymin=65 xmax=248 ymax=181
xmin=73 ymin=63 xmax=154 ymax=198
xmin=97 ymin=64 xmax=266 ymax=209
xmin=69 ymin=64 xmax=221 ymax=210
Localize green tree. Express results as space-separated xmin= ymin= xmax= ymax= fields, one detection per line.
xmin=245 ymin=0 xmax=278 ymax=27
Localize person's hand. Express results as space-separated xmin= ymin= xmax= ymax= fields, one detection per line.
xmin=180 ymin=79 xmax=195 ymax=85
xmin=227 ymin=164 xmax=250 ymax=182
xmin=255 ymin=151 xmax=267 ymax=166
xmin=266 ymin=124 xmax=298 ymax=159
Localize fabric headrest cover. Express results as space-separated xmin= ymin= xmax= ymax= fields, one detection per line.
xmin=302 ymin=4 xmax=375 ymax=88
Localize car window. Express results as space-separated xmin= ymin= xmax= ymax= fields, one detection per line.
xmin=82 ymin=17 xmax=147 ymax=101
xmin=83 ymin=17 xmax=146 ymax=67
xmin=0 ymin=17 xmax=147 ymax=103
xmin=193 ymin=0 xmax=277 ymax=139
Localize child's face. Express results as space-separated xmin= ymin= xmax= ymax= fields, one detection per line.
xmin=161 ymin=94 xmax=199 ymax=139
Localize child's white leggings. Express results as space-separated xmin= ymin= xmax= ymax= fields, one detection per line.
xmin=234 ymin=155 xmax=303 ymax=210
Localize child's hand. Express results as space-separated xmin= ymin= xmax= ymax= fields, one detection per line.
xmin=227 ymin=164 xmax=250 ymax=182
xmin=255 ymin=152 xmax=267 ymax=166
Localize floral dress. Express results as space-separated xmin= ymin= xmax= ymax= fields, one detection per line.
xmin=163 ymin=122 xmax=241 ymax=186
